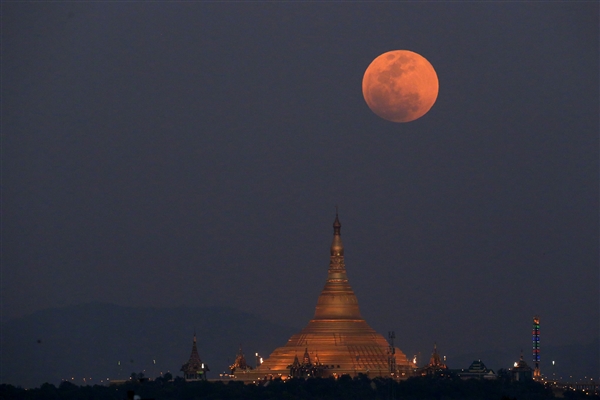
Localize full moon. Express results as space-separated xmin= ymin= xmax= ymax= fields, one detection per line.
xmin=362 ymin=50 xmax=439 ymax=123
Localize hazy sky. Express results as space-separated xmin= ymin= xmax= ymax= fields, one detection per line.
xmin=3 ymin=2 xmax=598 ymax=361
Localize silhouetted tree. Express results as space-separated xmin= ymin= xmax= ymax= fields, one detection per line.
xmin=0 ymin=374 xmax=564 ymax=400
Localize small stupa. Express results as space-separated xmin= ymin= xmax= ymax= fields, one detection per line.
xmin=511 ymin=351 xmax=533 ymax=382
xmin=417 ymin=343 xmax=448 ymax=376
xmin=229 ymin=346 xmax=253 ymax=375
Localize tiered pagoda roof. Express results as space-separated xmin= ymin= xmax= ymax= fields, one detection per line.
xmin=181 ymin=333 xmax=209 ymax=380
xmin=418 ymin=343 xmax=448 ymax=375
xmin=230 ymin=346 xmax=252 ymax=375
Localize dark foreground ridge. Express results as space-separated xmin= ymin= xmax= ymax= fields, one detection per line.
xmin=2 ymin=374 xmax=595 ymax=400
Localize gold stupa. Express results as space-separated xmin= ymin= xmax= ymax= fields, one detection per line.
xmin=245 ymin=214 xmax=413 ymax=380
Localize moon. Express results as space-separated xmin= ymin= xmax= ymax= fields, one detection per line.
xmin=362 ymin=50 xmax=439 ymax=123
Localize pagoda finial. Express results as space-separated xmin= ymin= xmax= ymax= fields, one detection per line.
xmin=314 ymin=213 xmax=361 ymax=319
xmin=333 ymin=206 xmax=341 ymax=234
xmin=331 ymin=210 xmax=343 ymax=256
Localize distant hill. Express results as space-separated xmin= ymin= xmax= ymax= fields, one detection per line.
xmin=0 ymin=303 xmax=298 ymax=388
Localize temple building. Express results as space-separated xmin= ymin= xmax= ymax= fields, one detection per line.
xmin=180 ymin=333 xmax=209 ymax=381
xmin=417 ymin=343 xmax=448 ymax=376
xmin=229 ymin=346 xmax=253 ymax=376
xmin=454 ymin=360 xmax=496 ymax=380
xmin=245 ymin=214 xmax=413 ymax=380
xmin=288 ymin=348 xmax=325 ymax=378
xmin=510 ymin=352 xmax=533 ymax=382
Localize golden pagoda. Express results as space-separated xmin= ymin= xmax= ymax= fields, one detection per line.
xmin=247 ymin=214 xmax=413 ymax=380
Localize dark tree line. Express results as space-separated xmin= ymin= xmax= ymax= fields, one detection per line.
xmin=1 ymin=374 xmax=595 ymax=400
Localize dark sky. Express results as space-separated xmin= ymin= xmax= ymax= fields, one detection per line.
xmin=3 ymin=2 xmax=598 ymax=362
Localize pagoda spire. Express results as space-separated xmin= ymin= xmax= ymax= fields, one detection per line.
xmin=302 ymin=348 xmax=312 ymax=366
xmin=331 ymin=208 xmax=343 ymax=257
xmin=188 ymin=333 xmax=202 ymax=365
xmin=229 ymin=344 xmax=251 ymax=374
xmin=313 ymin=211 xmax=362 ymax=320
xmin=181 ymin=332 xmax=209 ymax=380
xmin=429 ymin=342 xmax=445 ymax=368
xmin=333 ymin=206 xmax=341 ymax=234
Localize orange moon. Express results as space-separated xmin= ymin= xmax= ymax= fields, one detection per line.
xmin=362 ymin=50 xmax=439 ymax=123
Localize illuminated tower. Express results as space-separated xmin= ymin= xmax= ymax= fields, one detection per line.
xmin=533 ymin=316 xmax=540 ymax=379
